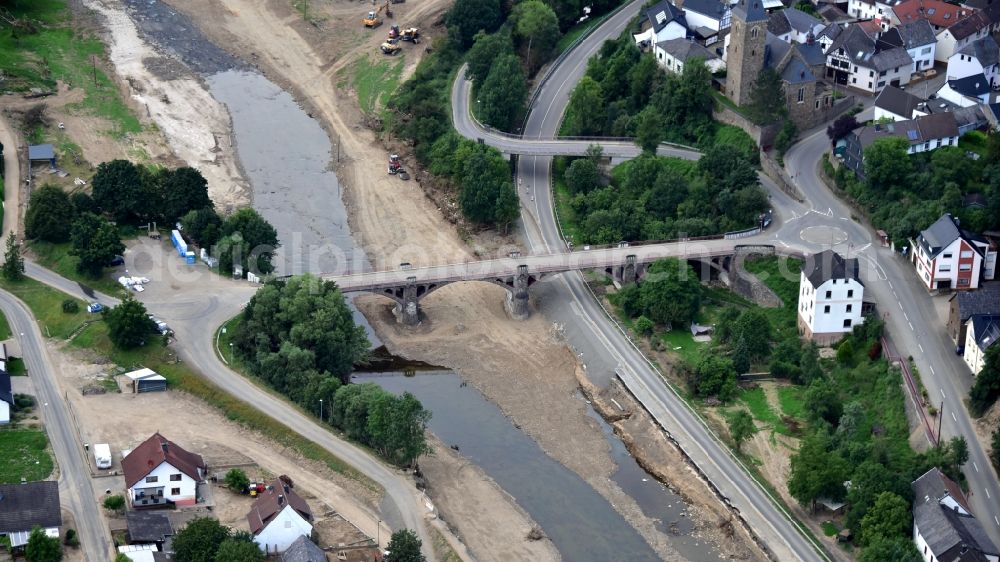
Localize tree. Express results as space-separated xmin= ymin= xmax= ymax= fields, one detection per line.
xmin=565 ymin=158 xmax=601 ymax=194
xmin=458 ymin=147 xmax=514 ymax=226
xmin=172 ymin=517 xmax=231 ymax=562
xmin=511 ymin=0 xmax=560 ymax=71
xmin=693 ymin=355 xmax=738 ymax=401
xmin=91 ymin=159 xmax=143 ymax=223
xmin=104 ymin=293 xmax=157 ymax=349
xmin=494 ymin=182 xmax=520 ymax=232
xmin=634 ymin=106 xmax=664 ymax=153
xmin=864 ymin=137 xmax=913 ymax=192
xmin=2 ymin=232 xmax=24 ymax=281
xmin=69 ymin=213 xmax=124 ymax=278
xmin=467 ymin=31 xmax=514 ymax=84
xmin=858 ymin=537 xmax=922 ymax=562
xmin=564 ymin=76 xmax=605 ymax=136
xmin=385 ymin=529 xmax=425 ymax=562
xmin=949 ymin=436 xmax=969 ymax=468
xmin=161 ymin=167 xmax=212 ymax=222
xmin=728 ymin=410 xmax=757 ymax=452
xmin=25 ymin=526 xmax=61 ymax=562
xmin=731 ymin=309 xmax=772 ymax=363
xmin=367 ymin=391 xmax=432 ymax=467
xmin=181 ymin=207 xmax=223 ymax=249
xmin=744 ymin=68 xmax=786 ymax=125
xmin=827 ymin=115 xmax=859 ymax=145
xmin=846 ymin=461 xmax=911 ymax=533
xmin=25 ymin=185 xmax=76 ymax=242
xmin=634 ymin=315 xmax=654 ymax=336
xmin=479 ymin=53 xmax=527 ymax=131
xmin=970 ymin=344 xmax=1000 ymax=415
xmin=836 ymin=338 xmax=855 ymax=365
xmin=102 ymin=494 xmax=126 ymax=512
xmin=788 ymin=432 xmax=849 ymax=509
xmin=218 ymin=208 xmax=279 ymax=276
xmin=446 ymin=0 xmax=502 ymax=48
xmin=69 ymin=192 xmax=99 ymax=216
xmin=223 ymin=468 xmax=249 ymax=493
xmin=991 ymin=426 xmax=1000 ymax=469
xmin=638 ymin=258 xmax=702 ymax=327
xmin=114 ymin=555 xmax=132 ymax=562
xmin=214 ymin=537 xmax=264 ymax=562
xmin=804 ymin=379 xmax=842 ymax=426
xmin=774 ymin=119 xmax=797 ymax=156
xmin=859 ymin=492 xmax=911 ymax=545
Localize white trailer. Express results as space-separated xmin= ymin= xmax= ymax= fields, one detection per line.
xmin=94 ymin=443 xmax=112 ymax=469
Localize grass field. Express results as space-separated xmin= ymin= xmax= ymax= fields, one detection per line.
xmin=349 ymin=55 xmax=405 ymax=116
xmin=0 ymin=0 xmax=141 ymax=136
xmin=29 ymin=241 xmax=127 ymax=297
xmin=0 ymin=429 xmax=54 ymax=484
xmin=0 ymin=309 xmax=11 ymax=341
xmin=0 ymin=276 xmax=92 ymax=339
xmin=777 ymin=385 xmax=806 ymax=419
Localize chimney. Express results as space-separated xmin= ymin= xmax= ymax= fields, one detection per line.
xmin=161 ymin=440 xmax=168 ymax=454
xmin=278 ymin=494 xmax=285 ymax=506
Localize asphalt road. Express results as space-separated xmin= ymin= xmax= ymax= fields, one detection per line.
xmin=0 ymin=290 xmax=110 ymax=562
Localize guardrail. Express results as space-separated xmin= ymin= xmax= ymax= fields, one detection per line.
xmin=882 ymin=336 xmax=939 ymax=446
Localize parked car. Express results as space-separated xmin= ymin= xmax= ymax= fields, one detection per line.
xmin=108 ymin=255 xmax=125 ymax=266
xmin=86 ymin=303 xmax=103 ymax=313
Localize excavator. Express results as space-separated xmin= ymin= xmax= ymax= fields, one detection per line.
xmin=387 ymin=25 xmax=420 ymax=44
xmin=363 ymin=0 xmax=391 ymax=28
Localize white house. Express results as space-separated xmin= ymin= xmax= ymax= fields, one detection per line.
xmin=937 ymin=73 xmax=993 ymax=105
xmin=912 ymin=214 xmax=996 ymax=291
xmin=0 ymin=371 xmax=11 ymax=425
xmin=964 ymin=314 xmax=1000 ymax=373
xmin=873 ymin=85 xmax=928 ymax=121
xmin=634 ymin=0 xmax=689 ymax=46
xmin=0 ymin=481 xmax=62 ymax=548
xmin=122 ymin=433 xmax=206 ymax=508
xmin=767 ymin=8 xmax=825 ymax=44
xmin=947 ymin=35 xmax=1000 ymax=85
xmin=935 ymin=10 xmax=991 ymax=62
xmin=825 ymin=23 xmax=913 ymax=94
xmin=880 ymin=19 xmax=937 ymax=74
xmin=654 ymin=38 xmax=726 ymax=74
xmin=797 ymin=250 xmax=865 ymax=345
xmin=912 ymin=468 xmax=1000 ymax=562
xmin=846 ymin=0 xmax=899 ymax=29
xmin=679 ymin=0 xmax=730 ymax=32
xmin=248 ymin=477 xmax=314 ymax=554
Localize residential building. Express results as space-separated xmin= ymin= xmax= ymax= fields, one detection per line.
xmin=122 ymin=433 xmax=206 ymax=508
xmin=892 ymin=0 xmax=975 ymax=32
xmin=913 ymin=214 xmax=996 ymax=291
xmin=0 ymin=481 xmax=62 ymax=548
xmin=797 ymin=250 xmax=865 ymax=345
xmin=964 ymin=0 xmax=1000 ymax=32
xmin=0 ymin=370 xmax=11 ymax=425
xmin=634 ymin=0 xmax=689 ymax=46
xmin=816 ymin=22 xmax=843 ymax=52
xmin=880 ymin=19 xmax=938 ymax=74
xmin=248 ymin=477 xmax=314 ymax=554
xmin=767 ymin=8 xmax=825 ymax=43
xmin=841 ymin=113 xmax=960 ymax=177
xmin=937 ymin=73 xmax=992 ymax=106
xmin=874 ymin=84 xmax=928 ymax=120
xmin=847 ymin=0 xmax=900 ymax=29
xmin=947 ymin=35 xmax=1000 ymax=86
xmin=912 ymin=467 xmax=1000 ymax=562
xmin=825 ymin=23 xmax=913 ymax=93
xmin=125 ymin=511 xmax=173 ymax=547
xmin=936 ymin=11 xmax=991 ymax=62
xmin=948 ymin=284 xmax=1000 ymax=343
xmin=281 ymin=536 xmax=327 ymax=562
xmin=964 ymin=314 xmax=1000 ymax=372
xmin=655 ymin=38 xmax=726 ymax=73
xmin=679 ymin=0 xmax=730 ymax=32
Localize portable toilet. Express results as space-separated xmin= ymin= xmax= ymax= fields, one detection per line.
xmin=185 ymin=251 xmax=196 ymax=265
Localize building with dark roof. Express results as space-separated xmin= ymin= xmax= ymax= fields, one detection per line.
xmin=825 ymin=23 xmax=913 ymax=93
xmin=680 ymin=0 xmax=730 ymax=32
xmin=0 ymin=481 xmax=62 ymax=548
xmin=123 ymin=433 xmax=206 ymax=508
xmin=126 ymin=511 xmax=174 ymax=545
xmin=938 ymin=73 xmax=992 ymax=106
xmin=948 ymin=282 xmax=1000 ymax=343
xmin=874 ymin=85 xmax=927 ymax=120
xmin=634 ymin=0 xmax=689 ymax=46
xmin=936 ymin=10 xmax=991 ymax=62
xmin=963 ymin=313 xmax=1000 ymax=372
xmin=797 ymin=250 xmax=866 ymax=344
xmin=768 ymin=8 xmax=825 ymax=43
xmin=654 ymin=37 xmax=725 ymax=74
xmin=841 ymin=113 xmax=960 ymax=177
xmin=281 ymin=536 xmax=327 ymax=562
xmin=881 ymin=19 xmax=938 ymax=73
xmin=913 ymin=214 xmax=997 ymax=291
xmin=248 ymin=477 xmax=314 ymax=554
xmin=0 ymin=370 xmax=11 ymax=425
xmin=948 ymin=35 xmax=1000 ymax=87
xmin=912 ymin=468 xmax=1000 ymax=562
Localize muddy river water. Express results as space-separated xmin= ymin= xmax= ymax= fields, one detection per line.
xmin=119 ymin=1 xmax=723 ymax=559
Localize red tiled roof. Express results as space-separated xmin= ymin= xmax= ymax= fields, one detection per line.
xmin=122 ymin=433 xmax=206 ymax=489
xmin=247 ymin=477 xmax=313 ymax=535
xmin=893 ymin=0 xmax=975 ymax=28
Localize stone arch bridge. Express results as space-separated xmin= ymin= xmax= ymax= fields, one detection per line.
xmin=322 ymin=243 xmax=797 ymax=325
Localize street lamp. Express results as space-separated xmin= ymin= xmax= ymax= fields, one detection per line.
xmin=377 ymin=518 xmax=381 ymax=550
xmin=229 ymin=342 xmax=233 ymax=363
xmin=319 ymin=399 xmax=324 ymax=423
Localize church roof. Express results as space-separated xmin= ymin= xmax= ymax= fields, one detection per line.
xmin=733 ymin=0 xmax=769 ymax=23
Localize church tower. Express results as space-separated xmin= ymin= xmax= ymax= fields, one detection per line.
xmin=726 ymin=0 xmax=769 ymax=107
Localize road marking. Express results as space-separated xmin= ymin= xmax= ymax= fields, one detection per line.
xmin=918 ymin=343 xmax=924 ymax=353
xmin=839 ymin=216 xmax=848 ymax=220
xmin=974 ymin=462 xmax=979 ymax=472
xmin=930 ymin=365 xmax=935 ymax=375
xmin=888 ymin=281 xmax=893 ymax=289
xmin=909 ymin=321 xmax=914 ymax=331
xmin=898 ymin=301 xmax=904 ymax=310
xmin=940 ymin=388 xmax=946 ymax=399
xmin=986 ymin=488 xmax=991 ymax=499
xmin=904 ymin=312 xmax=910 ymax=322
xmin=952 ymin=412 xmax=957 ymax=422
xmin=995 ymin=515 xmax=999 ymax=526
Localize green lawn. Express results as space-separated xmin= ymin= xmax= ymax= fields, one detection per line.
xmin=959 ymin=130 xmax=988 ymax=158
xmin=350 ymin=55 xmax=405 ymax=116
xmin=821 ymin=520 xmax=840 ymax=537
xmin=0 ymin=309 xmax=10 ymax=340
xmin=0 ymin=0 xmax=141 ymax=136
xmin=6 ymin=357 xmax=27 ymax=376
xmin=0 ymin=276 xmax=92 ymax=339
xmin=777 ymin=385 xmax=806 ymax=419
xmin=0 ymin=429 xmax=54 ymax=484
xmin=28 ymin=241 xmax=127 ymax=297
xmin=552 ymin=157 xmax=584 ymax=245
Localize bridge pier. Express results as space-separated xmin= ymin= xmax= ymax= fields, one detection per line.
xmin=505 ymin=265 xmax=531 ymax=320
xmin=394 ymin=281 xmax=421 ymax=326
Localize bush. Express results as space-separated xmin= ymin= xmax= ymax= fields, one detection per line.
xmin=63 ymin=529 xmax=78 ymax=548
xmin=224 ymin=468 xmax=250 ymax=493
xmin=61 ymin=299 xmax=79 ymax=314
xmin=102 ymin=494 xmax=125 ymax=512
xmin=634 ymin=316 xmax=654 ymax=336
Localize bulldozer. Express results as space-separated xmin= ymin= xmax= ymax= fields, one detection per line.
xmin=400 ymin=27 xmax=420 ymax=43
xmin=363 ymin=0 xmax=391 ymax=27
xmin=380 ymin=41 xmax=401 ymax=55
